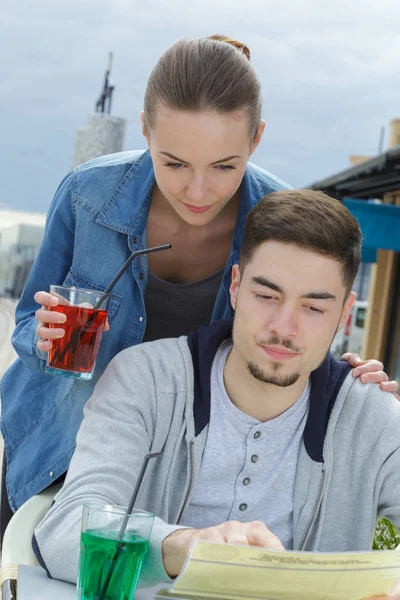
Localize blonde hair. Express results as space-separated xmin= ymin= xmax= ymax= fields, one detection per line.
xmin=207 ymin=34 xmax=251 ymax=60
xmin=144 ymin=35 xmax=261 ymax=138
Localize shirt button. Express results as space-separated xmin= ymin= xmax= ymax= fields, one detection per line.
xmin=242 ymin=477 xmax=250 ymax=486
xmin=251 ymin=454 xmax=259 ymax=464
xmin=239 ymin=503 xmax=248 ymax=512
xmin=253 ymin=431 xmax=261 ymax=439
xmin=139 ymin=316 xmax=144 ymax=323
xmin=49 ymin=471 xmax=54 ymax=477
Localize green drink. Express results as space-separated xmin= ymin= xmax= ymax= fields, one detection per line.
xmin=78 ymin=529 xmax=149 ymax=600
xmin=77 ymin=506 xmax=154 ymax=600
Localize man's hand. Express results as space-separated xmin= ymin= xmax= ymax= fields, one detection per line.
xmin=340 ymin=353 xmax=400 ymax=400
xmin=162 ymin=520 xmax=284 ymax=578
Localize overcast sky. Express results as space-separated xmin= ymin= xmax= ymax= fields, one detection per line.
xmin=2 ymin=0 xmax=399 ymax=214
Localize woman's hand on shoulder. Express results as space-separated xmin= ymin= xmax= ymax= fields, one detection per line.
xmin=341 ymin=352 xmax=399 ymax=400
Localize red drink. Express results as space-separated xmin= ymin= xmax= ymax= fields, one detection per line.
xmin=48 ymin=304 xmax=107 ymax=374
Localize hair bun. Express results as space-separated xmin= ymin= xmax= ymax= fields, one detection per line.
xmin=207 ymin=34 xmax=251 ymax=61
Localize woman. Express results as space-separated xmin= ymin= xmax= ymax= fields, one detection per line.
xmin=0 ymin=35 xmax=397 ymax=513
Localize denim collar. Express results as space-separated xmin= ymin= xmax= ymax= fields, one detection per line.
xmin=95 ymin=150 xmax=155 ymax=236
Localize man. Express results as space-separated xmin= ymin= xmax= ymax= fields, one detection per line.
xmin=33 ymin=190 xmax=400 ymax=597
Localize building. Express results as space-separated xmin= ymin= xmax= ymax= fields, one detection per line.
xmin=310 ymin=119 xmax=400 ymax=380
xmin=0 ymin=212 xmax=46 ymax=297
xmin=73 ymin=113 xmax=126 ymax=168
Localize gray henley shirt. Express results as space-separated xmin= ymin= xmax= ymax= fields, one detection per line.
xmin=180 ymin=341 xmax=310 ymax=549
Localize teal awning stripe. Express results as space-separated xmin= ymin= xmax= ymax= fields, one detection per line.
xmin=361 ymin=247 xmax=377 ymax=263
xmin=344 ymin=198 xmax=400 ymax=255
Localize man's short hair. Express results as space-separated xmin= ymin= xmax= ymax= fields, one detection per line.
xmin=240 ymin=190 xmax=362 ymax=296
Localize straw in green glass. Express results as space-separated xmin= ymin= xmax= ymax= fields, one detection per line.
xmin=98 ymin=451 xmax=162 ymax=600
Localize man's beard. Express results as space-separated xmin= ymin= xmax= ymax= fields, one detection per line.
xmin=247 ymin=361 xmax=301 ymax=387
xmin=246 ymin=327 xmax=340 ymax=387
xmin=246 ymin=334 xmax=301 ymax=387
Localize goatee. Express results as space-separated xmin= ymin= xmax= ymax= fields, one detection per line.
xmin=247 ymin=361 xmax=300 ymax=387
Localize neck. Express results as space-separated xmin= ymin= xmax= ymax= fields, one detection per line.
xmin=224 ymin=345 xmax=309 ymax=422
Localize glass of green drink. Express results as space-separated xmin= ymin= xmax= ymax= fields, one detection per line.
xmin=77 ymin=504 xmax=154 ymax=600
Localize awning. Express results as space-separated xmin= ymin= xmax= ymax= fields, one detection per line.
xmin=309 ymin=145 xmax=400 ymax=199
xmin=344 ymin=198 xmax=400 ymax=262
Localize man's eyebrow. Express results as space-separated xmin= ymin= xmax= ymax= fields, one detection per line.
xmin=159 ymin=151 xmax=241 ymax=165
xmin=301 ymin=292 xmax=337 ymax=301
xmin=251 ymin=276 xmax=337 ymax=301
xmin=252 ymin=276 xmax=283 ymax=293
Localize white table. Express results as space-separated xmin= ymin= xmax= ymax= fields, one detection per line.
xmin=17 ymin=565 xmax=167 ymax=599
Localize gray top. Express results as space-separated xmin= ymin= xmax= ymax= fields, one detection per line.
xmin=180 ymin=342 xmax=310 ymax=550
xmin=34 ymin=336 xmax=400 ymax=588
xmin=142 ymin=268 xmax=224 ymax=342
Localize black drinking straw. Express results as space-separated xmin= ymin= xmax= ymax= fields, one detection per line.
xmin=53 ymin=244 xmax=171 ymax=364
xmin=98 ymin=452 xmax=162 ymax=600
xmin=92 ymin=244 xmax=171 ymax=311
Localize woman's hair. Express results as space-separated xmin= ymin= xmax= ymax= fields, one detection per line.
xmin=143 ymin=34 xmax=262 ymax=139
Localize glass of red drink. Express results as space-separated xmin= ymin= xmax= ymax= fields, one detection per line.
xmin=45 ymin=285 xmax=109 ymax=380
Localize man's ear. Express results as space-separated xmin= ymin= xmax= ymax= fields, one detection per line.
xmin=337 ymin=291 xmax=357 ymax=332
xmin=230 ymin=264 xmax=241 ymax=310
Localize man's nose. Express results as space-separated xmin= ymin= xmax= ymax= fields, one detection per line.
xmin=267 ymin=306 xmax=298 ymax=339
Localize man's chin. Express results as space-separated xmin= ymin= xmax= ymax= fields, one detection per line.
xmin=247 ymin=361 xmax=301 ymax=388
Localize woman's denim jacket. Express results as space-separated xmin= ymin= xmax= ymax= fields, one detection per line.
xmin=0 ymin=149 xmax=289 ymax=510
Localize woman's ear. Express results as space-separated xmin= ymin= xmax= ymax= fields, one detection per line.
xmin=250 ymin=120 xmax=266 ymax=155
xmin=140 ymin=111 xmax=148 ymax=139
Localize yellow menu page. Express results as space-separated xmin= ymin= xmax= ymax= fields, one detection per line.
xmin=157 ymin=541 xmax=400 ymax=600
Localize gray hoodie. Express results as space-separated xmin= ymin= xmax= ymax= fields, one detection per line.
xmin=33 ymin=320 xmax=400 ymax=587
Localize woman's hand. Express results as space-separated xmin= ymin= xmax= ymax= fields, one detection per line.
xmin=340 ymin=353 xmax=399 ymax=401
xmin=34 ymin=290 xmax=110 ymax=352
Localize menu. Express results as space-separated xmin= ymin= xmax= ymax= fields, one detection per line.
xmin=154 ymin=541 xmax=400 ymax=600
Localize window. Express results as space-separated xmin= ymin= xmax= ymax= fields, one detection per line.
xmin=355 ymin=308 xmax=366 ymax=329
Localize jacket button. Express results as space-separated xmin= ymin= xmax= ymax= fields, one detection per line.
xmin=253 ymin=431 xmax=261 ymax=439
xmin=132 ymin=237 xmax=139 ymax=244
xmin=251 ymin=454 xmax=259 ymax=464
xmin=139 ymin=273 xmax=145 ymax=280
xmin=239 ymin=503 xmax=248 ymax=511
xmin=242 ymin=477 xmax=250 ymax=486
